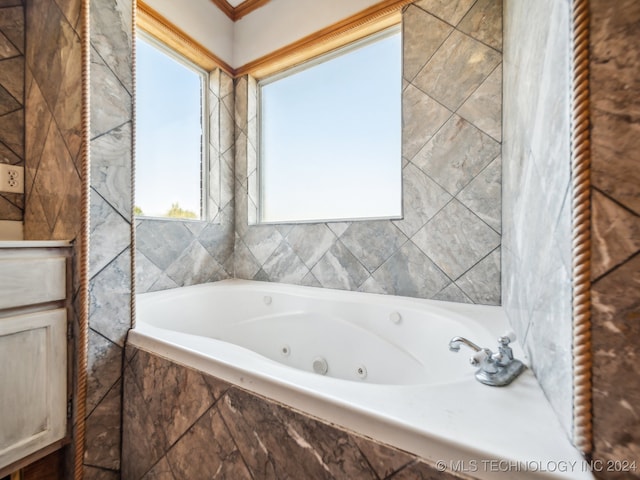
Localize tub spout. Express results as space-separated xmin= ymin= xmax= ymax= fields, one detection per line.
xmin=448 ymin=336 xmax=482 ymax=352
xmin=448 ymin=333 xmax=526 ymax=387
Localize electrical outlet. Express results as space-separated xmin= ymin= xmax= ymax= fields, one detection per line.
xmin=0 ymin=164 xmax=24 ymax=194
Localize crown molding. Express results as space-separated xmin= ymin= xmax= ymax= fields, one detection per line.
xmin=235 ymin=0 xmax=412 ymax=79
xmin=137 ymin=0 xmax=234 ymax=74
xmin=211 ymin=0 xmax=271 ymax=21
xmin=137 ymin=0 xmax=411 ymax=78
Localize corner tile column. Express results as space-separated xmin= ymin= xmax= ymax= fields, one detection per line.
xmin=502 ymin=0 xmax=573 ymax=439
xmin=85 ymin=0 xmax=134 ymax=477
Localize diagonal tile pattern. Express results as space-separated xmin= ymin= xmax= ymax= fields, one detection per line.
xmin=413 ymin=199 xmax=500 ymax=280
xmin=235 ymin=0 xmax=502 ymax=304
xmin=412 ymin=115 xmax=501 ymax=196
xmin=401 ymin=4 xmax=452 ymax=83
xmin=22 ymin=4 xmax=88 ymax=474
xmin=25 ymin=1 xmax=503 ymax=475
xmin=22 ymin=0 xmax=639 ymax=472
xmin=123 ymin=346 xmax=466 ymax=480
xmin=413 ymin=0 xmax=477 ymax=26
xmin=84 ymin=0 xmax=134 ymax=475
xmin=412 ymin=30 xmax=501 ymax=111
xmin=0 ymin=3 xmax=24 ymax=222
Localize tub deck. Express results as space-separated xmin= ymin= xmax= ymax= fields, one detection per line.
xmin=129 ymin=280 xmax=592 ymax=480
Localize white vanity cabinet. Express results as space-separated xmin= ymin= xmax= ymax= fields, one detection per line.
xmin=0 ymin=242 xmax=71 ymax=473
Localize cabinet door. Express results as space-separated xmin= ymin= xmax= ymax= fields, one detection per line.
xmin=0 ymin=309 xmax=67 ymax=470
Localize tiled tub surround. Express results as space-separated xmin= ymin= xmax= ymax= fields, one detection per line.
xmin=0 ymin=0 xmax=24 ymax=223
xmin=502 ymin=0 xmax=573 ymax=438
xmin=136 ymin=69 xmax=236 ymax=293
xmin=124 ymin=281 xmax=591 ymax=480
xmin=123 ymin=346 xmax=463 ymax=480
xmin=234 ymin=0 xmax=503 ymax=305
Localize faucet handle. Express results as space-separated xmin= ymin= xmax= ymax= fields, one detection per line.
xmin=497 ymin=332 xmax=516 ymax=364
xmin=470 ymin=349 xmax=489 ymax=367
xmin=499 ymin=331 xmax=516 ymax=345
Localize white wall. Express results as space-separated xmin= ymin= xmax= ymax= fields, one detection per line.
xmin=143 ymin=0 xmax=235 ymax=65
xmin=143 ymin=0 xmax=384 ymax=68
xmin=233 ymin=0 xmax=384 ymax=67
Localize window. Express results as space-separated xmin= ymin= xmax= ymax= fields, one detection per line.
xmin=258 ymin=27 xmax=402 ymax=224
xmin=135 ymin=33 xmax=208 ymax=220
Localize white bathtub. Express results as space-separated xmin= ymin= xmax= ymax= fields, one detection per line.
xmin=128 ymin=279 xmax=592 ymax=480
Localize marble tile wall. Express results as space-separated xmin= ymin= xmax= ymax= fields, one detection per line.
xmin=85 ymin=0 xmax=134 ymax=477
xmin=122 ymin=345 xmax=466 ymax=480
xmin=23 ymin=0 xmax=84 ymax=475
xmin=235 ymin=0 xmax=503 ymax=305
xmin=589 ymin=0 xmax=640 ymax=477
xmin=502 ymin=0 xmax=573 ymax=438
xmin=23 ymin=0 xmax=82 ymax=241
xmin=0 ymin=0 xmax=24 ymax=222
xmin=135 ymin=69 xmax=235 ymax=293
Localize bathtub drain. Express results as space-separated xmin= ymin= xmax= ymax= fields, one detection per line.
xmin=313 ymin=357 xmax=328 ymax=375
xmin=280 ymin=345 xmax=290 ymax=357
xmin=356 ymin=365 xmax=368 ymax=380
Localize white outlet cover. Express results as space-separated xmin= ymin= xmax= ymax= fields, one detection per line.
xmin=0 ymin=164 xmax=24 ymax=194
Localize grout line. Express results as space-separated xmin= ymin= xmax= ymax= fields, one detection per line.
xmin=402 ymin=9 xmax=456 ymax=86
xmin=591 ymin=249 xmax=640 ymax=285
xmin=216 ymin=389 xmax=259 ymax=480
xmin=89 ymin=119 xmax=131 ymax=142
xmin=88 ymin=241 xmax=130 ymax=283
xmin=90 ymin=185 xmax=132 ymax=226
xmin=84 ymin=359 xmax=122 ymax=421
xmin=592 ymin=185 xmax=640 ymax=219
xmin=90 ymin=40 xmax=133 ymax=98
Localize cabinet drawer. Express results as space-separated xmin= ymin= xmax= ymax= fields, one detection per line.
xmin=0 ymin=256 xmax=66 ymax=309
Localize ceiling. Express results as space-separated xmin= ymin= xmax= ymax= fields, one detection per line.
xmin=211 ymin=0 xmax=271 ymax=21
xmin=144 ymin=0 xmax=389 ymax=71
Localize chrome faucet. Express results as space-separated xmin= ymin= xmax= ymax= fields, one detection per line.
xmin=449 ymin=332 xmax=525 ymax=386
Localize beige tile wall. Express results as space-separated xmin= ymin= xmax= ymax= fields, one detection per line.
xmin=23 ymin=0 xmax=84 ymax=475
xmin=0 ymin=0 xmax=24 ymax=222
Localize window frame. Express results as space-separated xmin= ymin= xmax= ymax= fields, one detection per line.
xmin=255 ymin=25 xmax=403 ymax=225
xmin=135 ymin=30 xmax=211 ymax=222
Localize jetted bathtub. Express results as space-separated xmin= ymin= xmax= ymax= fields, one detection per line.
xmin=128 ymin=279 xmax=592 ymax=480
